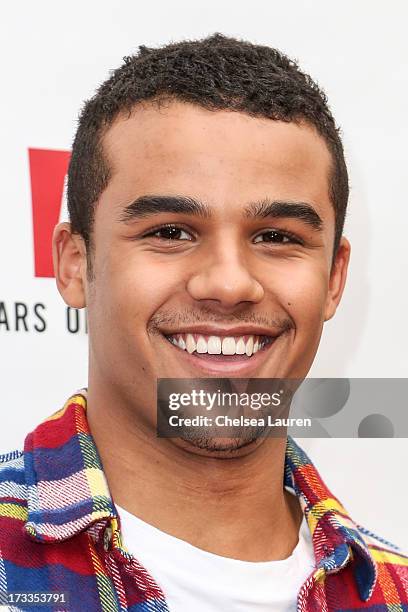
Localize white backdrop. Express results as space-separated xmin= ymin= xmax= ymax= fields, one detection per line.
xmin=0 ymin=0 xmax=407 ymax=549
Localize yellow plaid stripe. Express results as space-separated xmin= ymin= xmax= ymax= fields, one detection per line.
xmin=0 ymin=502 xmax=28 ymax=521
xmin=371 ymin=548 xmax=408 ymax=568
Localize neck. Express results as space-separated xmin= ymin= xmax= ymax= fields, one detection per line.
xmin=86 ymin=384 xmax=304 ymax=562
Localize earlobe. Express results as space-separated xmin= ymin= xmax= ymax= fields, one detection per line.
xmin=52 ymin=222 xmax=87 ymax=309
xmin=324 ymin=237 xmax=351 ymax=321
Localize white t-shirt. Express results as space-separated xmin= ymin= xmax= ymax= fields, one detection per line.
xmin=115 ymin=495 xmax=316 ymax=612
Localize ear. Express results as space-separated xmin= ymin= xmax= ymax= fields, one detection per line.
xmin=52 ymin=222 xmax=88 ymax=308
xmin=324 ymin=237 xmax=351 ymax=321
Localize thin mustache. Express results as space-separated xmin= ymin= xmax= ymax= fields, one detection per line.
xmin=148 ymin=309 xmax=294 ymax=334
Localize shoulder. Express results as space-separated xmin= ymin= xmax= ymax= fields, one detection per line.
xmin=0 ymin=448 xmax=26 ymax=486
xmin=0 ymin=447 xmax=25 ymax=479
xmin=0 ymin=448 xmax=29 ymax=543
xmin=358 ymin=523 xmax=408 ymax=583
xmin=358 ymin=522 xmax=407 ymax=555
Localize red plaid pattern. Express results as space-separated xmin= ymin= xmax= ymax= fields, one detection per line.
xmin=0 ymin=390 xmax=407 ymax=611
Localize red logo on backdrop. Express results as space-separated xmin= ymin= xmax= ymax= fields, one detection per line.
xmin=29 ymin=148 xmax=71 ymax=277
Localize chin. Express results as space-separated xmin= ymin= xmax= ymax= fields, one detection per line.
xmin=174 ymin=433 xmax=267 ymax=458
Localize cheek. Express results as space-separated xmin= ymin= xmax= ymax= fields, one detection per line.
xmin=268 ymin=259 xmax=329 ymax=327
xmin=87 ymin=252 xmax=180 ymax=386
xmin=92 ymin=250 xmax=182 ymax=334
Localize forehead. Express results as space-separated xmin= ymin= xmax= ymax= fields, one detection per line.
xmin=101 ymin=101 xmax=333 ymax=220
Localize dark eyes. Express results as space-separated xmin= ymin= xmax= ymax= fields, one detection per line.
xmin=253 ymin=230 xmax=300 ymax=245
xmin=144 ymin=225 xmax=192 ymax=241
xmin=142 ymin=224 xmax=302 ymax=245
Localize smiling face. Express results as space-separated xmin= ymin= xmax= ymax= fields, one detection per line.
xmin=54 ymin=100 xmax=350 ymax=445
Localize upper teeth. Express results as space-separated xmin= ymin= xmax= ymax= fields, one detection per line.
xmin=167 ymin=333 xmax=265 ymax=356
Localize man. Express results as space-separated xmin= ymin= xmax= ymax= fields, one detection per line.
xmin=1 ymin=33 xmax=407 ymax=612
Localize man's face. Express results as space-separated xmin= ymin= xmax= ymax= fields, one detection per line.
xmin=57 ymin=101 xmax=349 ymax=435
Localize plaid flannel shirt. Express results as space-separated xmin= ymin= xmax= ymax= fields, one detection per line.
xmin=0 ymin=390 xmax=407 ymax=611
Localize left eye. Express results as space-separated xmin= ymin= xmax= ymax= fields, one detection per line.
xmin=253 ymin=230 xmax=297 ymax=244
xmin=145 ymin=225 xmax=192 ymax=241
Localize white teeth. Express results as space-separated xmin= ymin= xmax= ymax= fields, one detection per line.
xmin=245 ymin=336 xmax=254 ymax=356
xmin=221 ymin=337 xmax=236 ymax=355
xmin=186 ymin=334 xmax=196 ymax=354
xmin=178 ymin=336 xmax=186 ymax=350
xmin=208 ymin=336 xmax=221 ymax=354
xmin=168 ymin=332 xmax=267 ymax=357
xmin=235 ymin=338 xmax=246 ymax=354
xmin=196 ymin=336 xmax=208 ymax=354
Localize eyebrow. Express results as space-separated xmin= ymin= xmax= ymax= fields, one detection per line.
xmin=119 ymin=194 xmax=323 ymax=230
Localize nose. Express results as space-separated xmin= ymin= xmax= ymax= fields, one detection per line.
xmin=186 ymin=242 xmax=264 ymax=309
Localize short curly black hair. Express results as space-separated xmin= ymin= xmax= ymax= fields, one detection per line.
xmin=68 ymin=33 xmax=348 ymax=259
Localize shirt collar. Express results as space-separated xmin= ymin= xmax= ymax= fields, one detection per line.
xmin=23 ymin=390 xmax=377 ymax=602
